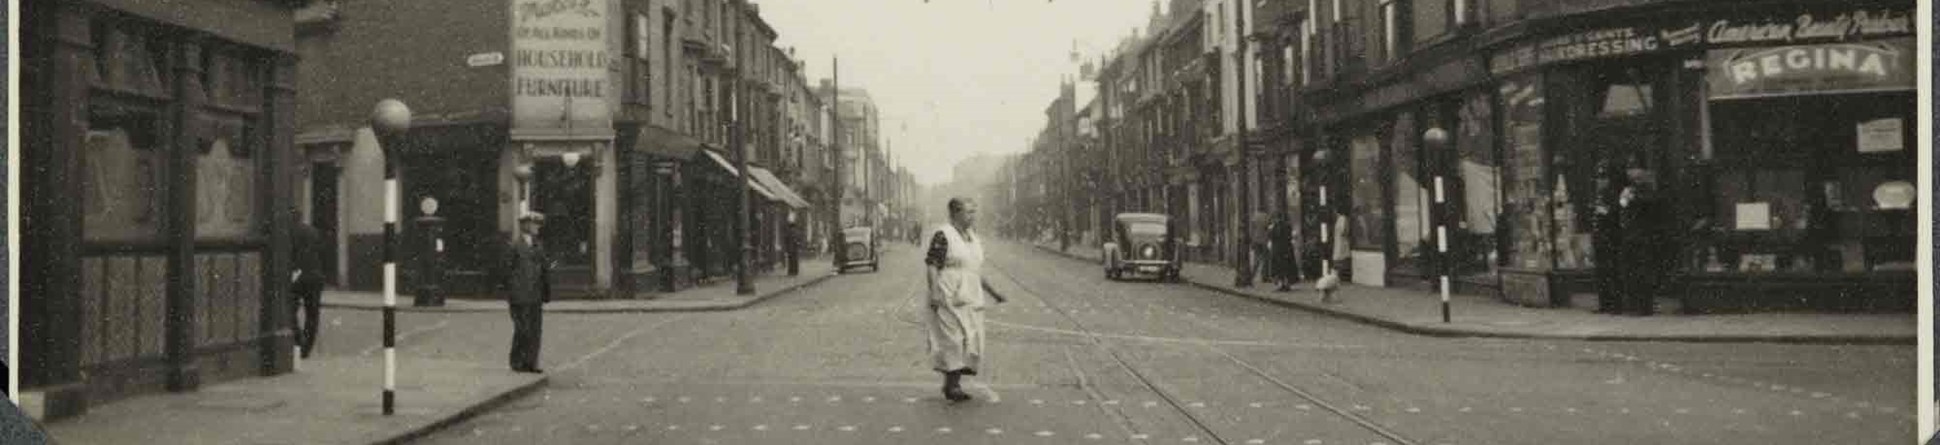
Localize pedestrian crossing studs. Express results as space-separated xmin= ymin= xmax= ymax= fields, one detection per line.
xmin=709 ymin=425 xmax=724 ymax=431
xmin=987 ymin=428 xmax=1004 ymax=435
xmin=936 ymin=427 xmax=953 ymax=433
xmin=839 ymin=425 xmax=856 ymax=432
xmin=1087 ymin=433 xmax=1106 ymax=440
xmin=889 ymin=426 xmax=905 ymax=432
xmin=1037 ymin=431 xmax=1056 ymax=437
xmin=753 ymin=425 xmax=768 ymax=431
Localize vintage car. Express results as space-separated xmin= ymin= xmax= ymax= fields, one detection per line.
xmin=837 ymin=226 xmax=880 ymax=273
xmin=1102 ymin=213 xmax=1179 ymax=281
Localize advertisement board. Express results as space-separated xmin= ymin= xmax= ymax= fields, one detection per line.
xmin=1704 ymin=38 xmax=1914 ymax=100
xmin=510 ymin=0 xmax=613 ymax=138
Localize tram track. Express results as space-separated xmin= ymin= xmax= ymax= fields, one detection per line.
xmin=985 ymin=254 xmax=1421 ymax=445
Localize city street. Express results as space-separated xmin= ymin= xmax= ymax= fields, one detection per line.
xmin=309 ymin=242 xmax=1926 ymax=445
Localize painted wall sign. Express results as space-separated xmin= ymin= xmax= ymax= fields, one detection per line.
xmin=1489 ymin=6 xmax=1912 ymax=76
xmin=1705 ymin=38 xmax=1913 ymax=99
xmin=510 ymin=0 xmax=612 ymax=138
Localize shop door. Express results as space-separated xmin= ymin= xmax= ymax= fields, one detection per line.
xmin=311 ymin=162 xmax=341 ymax=284
xmin=534 ymin=159 xmax=595 ymax=267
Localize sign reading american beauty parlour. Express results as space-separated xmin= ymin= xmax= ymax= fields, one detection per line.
xmin=510 ymin=0 xmax=612 ymax=136
xmin=1705 ymin=38 xmax=1914 ymax=99
xmin=1490 ymin=7 xmax=1912 ymax=76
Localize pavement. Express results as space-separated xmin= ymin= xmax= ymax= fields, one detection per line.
xmin=323 ymin=259 xmax=839 ymax=313
xmin=39 ymin=253 xmax=854 ymax=445
xmin=1030 ymin=242 xmax=1915 ymax=345
xmin=41 ymin=356 xmax=547 ymax=445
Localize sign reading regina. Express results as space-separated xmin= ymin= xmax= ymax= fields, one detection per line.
xmin=511 ymin=0 xmax=612 ymax=137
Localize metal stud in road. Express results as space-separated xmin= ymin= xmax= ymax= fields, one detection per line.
xmin=373 ymin=98 xmax=412 ymax=416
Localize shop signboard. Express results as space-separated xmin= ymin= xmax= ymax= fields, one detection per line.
xmin=1705 ymin=38 xmax=1914 ymax=99
xmin=1489 ymin=6 xmax=1912 ymax=76
xmin=509 ymin=0 xmax=614 ymax=138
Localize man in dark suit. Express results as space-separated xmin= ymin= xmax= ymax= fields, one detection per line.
xmin=503 ymin=212 xmax=552 ymax=373
xmin=1617 ymin=169 xmax=1673 ymax=316
xmin=1590 ymin=164 xmax=1628 ymax=314
xmin=291 ymin=222 xmax=326 ymax=357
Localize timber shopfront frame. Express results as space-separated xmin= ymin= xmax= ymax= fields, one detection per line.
xmin=21 ymin=0 xmax=304 ymax=420
xmin=1483 ymin=1 xmax=1916 ymax=312
xmin=1298 ymin=0 xmax=1914 ymax=313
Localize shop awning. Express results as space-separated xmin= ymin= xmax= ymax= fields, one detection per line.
xmin=747 ymin=167 xmax=811 ymax=209
xmin=701 ymin=148 xmax=739 ymax=177
xmin=632 ymin=125 xmax=702 ymax=160
xmin=748 ymin=179 xmax=778 ymax=201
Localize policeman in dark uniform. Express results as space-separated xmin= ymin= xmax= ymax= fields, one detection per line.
xmin=502 ymin=212 xmax=552 ymax=373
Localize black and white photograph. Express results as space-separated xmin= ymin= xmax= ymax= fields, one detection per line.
xmin=6 ymin=0 xmax=1931 ymax=444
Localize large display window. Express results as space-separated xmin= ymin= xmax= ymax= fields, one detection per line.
xmin=1692 ymin=39 xmax=1916 ymax=275
xmin=1697 ymin=91 xmax=1914 ymax=274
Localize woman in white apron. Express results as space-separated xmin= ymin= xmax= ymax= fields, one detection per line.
xmin=923 ymin=197 xmax=1008 ymax=402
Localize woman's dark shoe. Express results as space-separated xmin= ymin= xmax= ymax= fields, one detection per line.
xmin=943 ymin=386 xmax=972 ymax=402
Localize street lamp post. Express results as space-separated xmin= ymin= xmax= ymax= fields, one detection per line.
xmin=1233 ymin=1 xmax=1255 ymax=288
xmin=371 ymin=98 xmax=410 ymax=416
xmin=1424 ymin=126 xmax=1452 ymax=323
xmin=728 ymin=43 xmax=755 ymax=296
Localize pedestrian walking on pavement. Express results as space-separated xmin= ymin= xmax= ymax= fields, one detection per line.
xmin=290 ymin=221 xmax=326 ymax=358
xmin=501 ymin=212 xmax=553 ymax=373
xmin=1269 ymin=213 xmax=1299 ymax=291
xmin=923 ymin=197 xmax=1008 ymax=402
xmin=1617 ymin=169 xmax=1673 ymax=316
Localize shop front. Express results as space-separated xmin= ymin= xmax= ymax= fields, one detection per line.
xmin=1484 ymin=2 xmax=1915 ymax=312
xmin=20 ymin=0 xmax=305 ymax=419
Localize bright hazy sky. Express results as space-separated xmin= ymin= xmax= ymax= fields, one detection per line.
xmin=760 ymin=0 xmax=1154 ymax=187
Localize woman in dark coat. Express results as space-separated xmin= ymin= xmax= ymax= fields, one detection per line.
xmin=1269 ymin=213 xmax=1299 ymax=291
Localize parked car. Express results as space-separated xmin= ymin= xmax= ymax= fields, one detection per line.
xmin=1102 ymin=213 xmax=1179 ymax=281
xmin=837 ymin=226 xmax=880 ymax=273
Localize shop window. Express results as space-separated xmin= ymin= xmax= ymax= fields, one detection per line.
xmin=194 ymin=119 xmax=258 ymax=240
xmin=1454 ymin=94 xmax=1500 ymax=276
xmin=1349 ymin=132 xmax=1385 ymax=249
xmin=1392 ymin=113 xmax=1426 ymax=270
xmin=90 ymin=22 xmax=171 ymax=97
xmin=83 ymin=108 xmax=166 ymax=242
xmin=1699 ymin=92 xmax=1914 ymax=274
xmin=1498 ymin=75 xmax=1550 ymax=270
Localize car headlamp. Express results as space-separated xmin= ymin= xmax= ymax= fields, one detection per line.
xmin=1141 ymin=245 xmax=1157 ymax=258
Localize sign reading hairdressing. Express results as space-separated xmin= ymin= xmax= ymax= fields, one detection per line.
xmin=1489 ymin=6 xmax=1912 ymax=76
xmin=510 ymin=0 xmax=613 ymax=137
xmin=1705 ymin=38 xmax=1913 ymax=99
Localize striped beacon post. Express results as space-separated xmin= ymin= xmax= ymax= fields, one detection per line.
xmin=1423 ymin=126 xmax=1452 ymax=324
xmin=372 ymin=98 xmax=412 ymax=415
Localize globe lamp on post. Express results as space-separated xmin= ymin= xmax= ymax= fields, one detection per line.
xmin=369 ymin=98 xmax=410 ymax=416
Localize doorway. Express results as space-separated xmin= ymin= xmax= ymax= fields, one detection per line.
xmin=310 ymin=162 xmax=341 ymax=285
